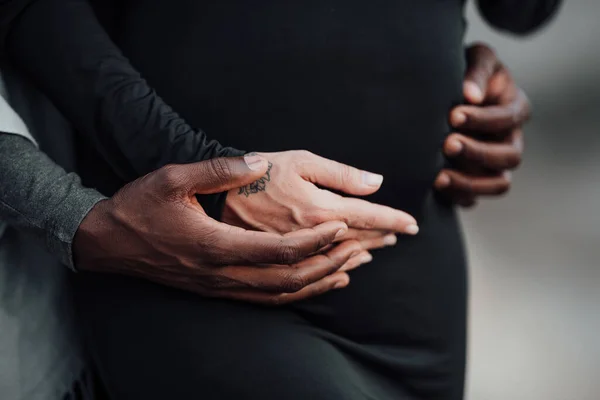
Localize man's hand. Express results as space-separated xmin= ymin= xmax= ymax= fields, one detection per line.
xmin=435 ymin=43 xmax=531 ymax=207
xmin=223 ymin=150 xmax=419 ymax=249
xmin=73 ymin=155 xmax=372 ymax=306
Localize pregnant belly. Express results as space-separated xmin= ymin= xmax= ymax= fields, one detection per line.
xmin=119 ymin=0 xmax=466 ymax=214
xmin=200 ymin=72 xmax=462 ymax=215
xmin=117 ymin=1 xmax=468 ymax=341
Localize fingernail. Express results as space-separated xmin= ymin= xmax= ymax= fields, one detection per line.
xmin=244 ymin=154 xmax=266 ymax=171
xmin=383 ymin=234 xmax=397 ymax=246
xmin=334 ymin=227 xmax=348 ymax=240
xmin=404 ymin=224 xmax=419 ymax=235
xmin=446 ymin=139 xmax=463 ymax=156
xmin=360 ymin=253 xmax=373 ymax=263
xmin=464 ymin=81 xmax=484 ymax=103
xmin=362 ymin=171 xmax=384 ymax=187
xmin=451 ymin=112 xmax=467 ymax=126
xmin=333 ymin=279 xmax=348 ymax=289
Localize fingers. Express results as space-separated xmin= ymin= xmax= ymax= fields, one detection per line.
xmin=458 ymin=43 xmax=531 ymax=136
xmin=443 ymin=131 xmax=523 ymax=170
xmin=204 ymin=220 xmax=348 ymax=266
xmin=434 ymin=169 xmax=511 ymax=196
xmin=340 ymin=251 xmax=372 ymax=272
xmin=451 ymin=89 xmax=531 ymax=135
xmin=217 ymin=271 xmax=351 ymax=306
xmin=335 ymin=196 xmax=419 ymax=235
xmin=295 ymin=151 xmax=384 ymax=196
xmin=463 ymin=43 xmax=502 ymax=104
xmin=215 ymin=240 xmax=363 ymax=293
xmin=359 ymin=234 xmax=397 ymax=251
xmin=338 ymin=228 xmax=397 ymax=251
xmin=156 ymin=155 xmax=270 ymax=196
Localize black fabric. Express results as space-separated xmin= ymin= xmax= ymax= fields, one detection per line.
xmin=85 ymin=1 xmax=470 ymax=398
xmin=0 ymin=0 xmax=561 ymax=399
xmin=477 ymin=0 xmax=562 ymax=34
xmin=76 ymin=196 xmax=467 ymax=400
xmin=3 ymin=0 xmax=244 ymax=218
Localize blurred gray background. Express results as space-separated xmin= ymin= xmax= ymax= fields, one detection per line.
xmin=462 ymin=1 xmax=600 ymax=399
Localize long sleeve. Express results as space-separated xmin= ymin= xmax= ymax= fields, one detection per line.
xmin=0 ymin=1 xmax=30 ymax=46
xmin=0 ymin=132 xmax=106 ymax=269
xmin=476 ymin=0 xmax=562 ymax=35
xmin=0 ymin=0 xmax=244 ymax=217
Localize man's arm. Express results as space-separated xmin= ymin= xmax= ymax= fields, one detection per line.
xmin=0 ymin=132 xmax=105 ymax=268
xmin=0 ymin=127 xmax=370 ymax=303
xmin=1 ymin=0 xmax=243 ymax=217
xmin=477 ymin=0 xmax=562 ymax=35
xmin=1 ymin=0 xmax=244 ymax=180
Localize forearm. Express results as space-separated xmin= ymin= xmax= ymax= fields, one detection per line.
xmin=2 ymin=0 xmax=243 ymax=183
xmin=476 ymin=0 xmax=562 ymax=34
xmin=0 ymin=132 xmax=105 ymax=269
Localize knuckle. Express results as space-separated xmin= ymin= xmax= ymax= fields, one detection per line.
xmin=338 ymin=241 xmax=362 ymax=264
xmin=281 ymin=272 xmax=306 ymax=293
xmin=475 ymin=42 xmax=496 ymax=59
xmin=468 ymin=42 xmax=497 ymax=73
xmin=276 ymin=242 xmax=302 ymax=265
xmin=208 ymin=158 xmax=232 ymax=183
xmin=338 ymin=164 xmax=355 ymax=186
xmin=358 ymin=213 xmax=377 ymax=230
xmin=348 ymin=240 xmax=363 ymax=256
xmin=157 ymin=164 xmax=184 ymax=192
xmin=294 ymin=149 xmax=314 ymax=160
xmin=303 ymin=209 xmax=326 ymax=225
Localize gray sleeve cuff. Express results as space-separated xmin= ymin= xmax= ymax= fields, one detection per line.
xmin=45 ymin=180 xmax=106 ymax=271
xmin=0 ymin=133 xmax=106 ymax=271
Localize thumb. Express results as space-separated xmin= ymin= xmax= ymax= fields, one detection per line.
xmin=179 ymin=154 xmax=270 ymax=195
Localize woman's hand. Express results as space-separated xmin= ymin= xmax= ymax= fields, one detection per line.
xmin=435 ymin=43 xmax=530 ymax=207
xmin=223 ymin=151 xmax=419 ymax=250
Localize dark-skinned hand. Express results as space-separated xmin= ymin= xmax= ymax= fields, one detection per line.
xmin=435 ymin=42 xmax=531 ymax=207
xmin=73 ymin=155 xmax=372 ymax=306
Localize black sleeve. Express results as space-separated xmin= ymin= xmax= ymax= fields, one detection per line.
xmin=1 ymin=0 xmax=244 ymax=217
xmin=476 ymin=0 xmax=562 ymax=35
xmin=0 ymin=1 xmax=31 ymax=47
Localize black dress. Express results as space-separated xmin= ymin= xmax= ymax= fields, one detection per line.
xmin=0 ymin=1 xmax=560 ymax=399
xmin=83 ymin=2 xmax=469 ymax=398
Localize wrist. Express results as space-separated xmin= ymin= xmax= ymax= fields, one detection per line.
xmin=72 ymin=198 xmax=118 ymax=272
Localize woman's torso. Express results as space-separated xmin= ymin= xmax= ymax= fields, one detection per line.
xmin=118 ymin=0 xmax=466 ymax=213
xmin=86 ymin=0 xmax=466 ymax=362
xmin=77 ymin=2 xmax=471 ymax=396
